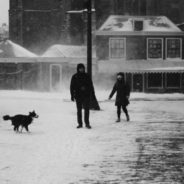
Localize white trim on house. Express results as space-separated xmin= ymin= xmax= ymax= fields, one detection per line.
xmin=165 ymin=38 xmax=182 ymax=60
xmin=49 ymin=64 xmax=62 ymax=91
xmin=146 ymin=73 xmax=164 ymax=89
xmin=165 ymin=73 xmax=181 ymax=89
xmin=96 ymin=31 xmax=184 ymax=36
xmin=109 ymin=37 xmax=126 ymax=60
xmin=147 ymin=38 xmax=164 ymax=60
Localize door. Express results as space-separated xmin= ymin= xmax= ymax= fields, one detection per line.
xmin=50 ymin=64 xmax=62 ymax=91
xmin=133 ymin=74 xmax=143 ymax=92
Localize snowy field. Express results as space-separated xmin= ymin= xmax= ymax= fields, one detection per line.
xmin=0 ymin=90 xmax=184 ymax=184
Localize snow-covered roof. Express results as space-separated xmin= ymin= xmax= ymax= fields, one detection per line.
xmin=0 ymin=40 xmax=38 ymax=57
xmin=41 ymin=44 xmax=96 ymax=58
xmin=177 ymin=22 xmax=184 ymax=31
xmin=96 ymin=15 xmax=184 ymax=36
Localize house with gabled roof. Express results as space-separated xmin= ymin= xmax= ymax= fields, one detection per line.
xmin=96 ymin=15 xmax=184 ymax=93
xmin=0 ymin=41 xmax=97 ymax=91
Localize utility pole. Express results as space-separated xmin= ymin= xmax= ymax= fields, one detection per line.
xmin=86 ymin=0 xmax=100 ymax=110
xmin=87 ymin=0 xmax=92 ymax=78
xmin=67 ymin=0 xmax=100 ymax=110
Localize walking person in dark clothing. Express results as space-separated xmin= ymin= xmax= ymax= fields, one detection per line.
xmin=70 ymin=63 xmax=95 ymax=129
xmin=109 ymin=72 xmax=130 ymax=122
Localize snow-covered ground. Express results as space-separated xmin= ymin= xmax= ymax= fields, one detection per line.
xmin=0 ymin=90 xmax=184 ymax=184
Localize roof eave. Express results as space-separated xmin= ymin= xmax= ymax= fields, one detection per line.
xmin=96 ymin=31 xmax=184 ymax=36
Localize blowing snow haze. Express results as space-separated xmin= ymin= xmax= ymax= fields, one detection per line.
xmin=0 ymin=0 xmax=9 ymax=25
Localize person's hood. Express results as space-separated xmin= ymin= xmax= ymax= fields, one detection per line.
xmin=77 ymin=63 xmax=85 ymax=73
xmin=117 ymin=72 xmax=125 ymax=82
xmin=117 ymin=72 xmax=124 ymax=77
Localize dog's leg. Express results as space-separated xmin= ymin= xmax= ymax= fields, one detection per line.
xmin=14 ymin=126 xmax=19 ymax=133
xmin=16 ymin=126 xmax=19 ymax=132
xmin=25 ymin=125 xmax=29 ymax=132
xmin=13 ymin=126 xmax=16 ymax=132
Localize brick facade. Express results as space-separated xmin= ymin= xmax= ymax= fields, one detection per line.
xmin=9 ymin=0 xmax=65 ymax=54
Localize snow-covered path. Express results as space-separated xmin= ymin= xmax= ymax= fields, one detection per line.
xmin=0 ymin=92 xmax=99 ymax=184
xmin=0 ymin=91 xmax=184 ymax=184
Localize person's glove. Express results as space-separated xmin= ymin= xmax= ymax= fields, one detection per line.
xmin=71 ymin=96 xmax=75 ymax=102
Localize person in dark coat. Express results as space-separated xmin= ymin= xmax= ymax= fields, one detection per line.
xmin=109 ymin=72 xmax=130 ymax=122
xmin=70 ymin=63 xmax=95 ymax=129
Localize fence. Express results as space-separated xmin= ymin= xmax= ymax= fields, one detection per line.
xmin=0 ymin=67 xmax=39 ymax=90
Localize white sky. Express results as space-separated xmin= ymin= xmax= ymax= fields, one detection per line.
xmin=0 ymin=0 xmax=9 ymax=25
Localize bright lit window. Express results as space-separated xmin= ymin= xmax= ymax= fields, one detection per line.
xmin=109 ymin=38 xmax=126 ymax=59
xmin=166 ymin=38 xmax=182 ymax=59
xmin=147 ymin=38 xmax=163 ymax=59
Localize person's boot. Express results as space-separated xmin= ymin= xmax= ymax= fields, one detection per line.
xmin=126 ymin=114 xmax=130 ymax=121
xmin=86 ymin=124 xmax=92 ymax=129
xmin=76 ymin=124 xmax=82 ymax=128
xmin=116 ymin=118 xmax=120 ymax=122
xmin=85 ymin=122 xmax=91 ymax=129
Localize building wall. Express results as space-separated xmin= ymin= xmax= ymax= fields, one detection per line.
xmin=96 ymin=34 xmax=184 ymax=93
xmin=96 ymin=35 xmax=184 ymax=61
xmin=96 ymin=36 xmax=147 ymax=60
xmin=0 ymin=57 xmax=98 ymax=91
xmin=96 ymin=36 xmax=109 ymax=60
xmin=129 ymin=73 xmax=184 ymax=93
xmin=9 ymin=0 xmax=65 ymax=54
xmin=145 ymin=73 xmax=184 ymax=93
xmin=126 ymin=37 xmax=147 ymax=60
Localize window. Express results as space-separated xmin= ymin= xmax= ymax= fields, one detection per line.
xmin=109 ymin=38 xmax=126 ymax=59
xmin=134 ymin=20 xmax=144 ymax=31
xmin=166 ymin=73 xmax=181 ymax=88
xmin=166 ymin=38 xmax=182 ymax=59
xmin=147 ymin=38 xmax=163 ymax=59
xmin=147 ymin=73 xmax=163 ymax=88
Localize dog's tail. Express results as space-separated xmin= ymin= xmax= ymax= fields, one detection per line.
xmin=3 ymin=115 xmax=12 ymax=121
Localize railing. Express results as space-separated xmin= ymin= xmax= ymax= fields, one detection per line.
xmin=0 ymin=67 xmax=38 ymax=90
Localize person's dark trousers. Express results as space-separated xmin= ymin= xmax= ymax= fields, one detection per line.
xmin=117 ymin=105 xmax=121 ymax=119
xmin=76 ymin=99 xmax=83 ymax=126
xmin=122 ymin=106 xmax=128 ymax=116
xmin=117 ymin=105 xmax=129 ymax=120
xmin=76 ymin=98 xmax=90 ymax=126
xmin=83 ymin=98 xmax=90 ymax=126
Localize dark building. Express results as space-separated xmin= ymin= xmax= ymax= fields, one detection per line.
xmin=95 ymin=0 xmax=184 ymax=27
xmin=9 ymin=0 xmax=184 ymax=54
xmin=9 ymin=0 xmax=68 ymax=54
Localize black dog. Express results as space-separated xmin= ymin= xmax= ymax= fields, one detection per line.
xmin=3 ymin=110 xmax=39 ymax=132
